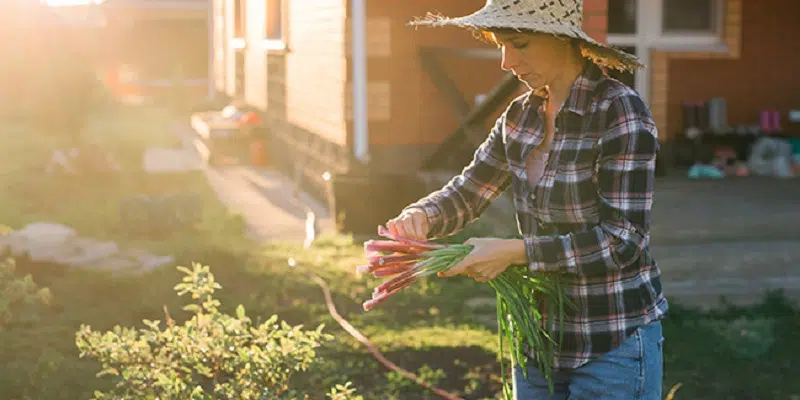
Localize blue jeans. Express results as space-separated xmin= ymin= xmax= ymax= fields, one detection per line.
xmin=513 ymin=321 xmax=664 ymax=400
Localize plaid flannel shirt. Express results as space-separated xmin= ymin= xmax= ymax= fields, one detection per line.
xmin=407 ymin=63 xmax=669 ymax=369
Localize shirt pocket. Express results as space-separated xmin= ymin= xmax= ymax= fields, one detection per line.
xmin=542 ymin=160 xmax=600 ymax=223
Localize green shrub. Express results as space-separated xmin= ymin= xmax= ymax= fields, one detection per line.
xmin=0 ymin=256 xmax=52 ymax=329
xmin=76 ymin=263 xmax=362 ymax=399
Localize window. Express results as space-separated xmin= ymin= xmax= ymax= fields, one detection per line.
xmin=608 ymin=0 xmax=637 ymax=34
xmin=233 ymin=0 xmax=245 ymax=38
xmin=265 ymin=0 xmax=283 ymax=41
xmin=662 ymin=0 xmax=719 ymax=33
xmin=606 ymin=0 xmax=726 ymax=106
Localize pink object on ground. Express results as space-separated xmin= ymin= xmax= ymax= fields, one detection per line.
xmin=760 ymin=110 xmax=773 ymax=133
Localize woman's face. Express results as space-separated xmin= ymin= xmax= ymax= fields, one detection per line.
xmin=491 ymin=32 xmax=576 ymax=90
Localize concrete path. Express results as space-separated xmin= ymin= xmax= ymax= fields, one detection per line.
xmin=648 ymin=178 xmax=800 ymax=309
xmin=204 ymin=166 xmax=333 ymax=242
xmin=651 ymin=177 xmax=800 ymax=246
xmin=169 ymin=122 xmax=333 ymax=243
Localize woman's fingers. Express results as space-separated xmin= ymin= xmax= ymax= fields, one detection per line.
xmin=411 ymin=214 xmax=426 ymax=241
xmin=386 ymin=217 xmax=408 ymax=238
xmin=540 ymin=86 xmax=557 ymax=153
xmin=401 ymin=216 xmax=418 ymax=240
xmin=386 ymin=210 xmax=429 ymax=241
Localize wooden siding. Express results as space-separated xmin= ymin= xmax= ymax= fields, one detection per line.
xmin=214 ymin=0 xmax=349 ymax=145
xmin=212 ymin=0 xmax=226 ymax=92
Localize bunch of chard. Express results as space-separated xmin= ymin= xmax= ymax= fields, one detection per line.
xmin=357 ymin=226 xmax=572 ymax=398
xmin=357 ymin=226 xmax=472 ymax=311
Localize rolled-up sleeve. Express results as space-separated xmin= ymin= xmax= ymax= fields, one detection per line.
xmin=525 ymin=92 xmax=658 ymax=277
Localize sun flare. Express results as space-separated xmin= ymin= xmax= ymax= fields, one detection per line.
xmin=44 ymin=0 xmax=105 ymax=6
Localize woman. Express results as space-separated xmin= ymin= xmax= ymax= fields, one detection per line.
xmin=386 ymin=1 xmax=668 ymax=399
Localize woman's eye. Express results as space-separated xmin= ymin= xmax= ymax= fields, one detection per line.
xmin=511 ymin=41 xmax=528 ymax=49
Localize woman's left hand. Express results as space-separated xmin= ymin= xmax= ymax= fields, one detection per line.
xmin=438 ymin=238 xmax=523 ymax=282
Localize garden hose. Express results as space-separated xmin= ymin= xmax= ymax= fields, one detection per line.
xmin=293 ymin=259 xmax=464 ymax=400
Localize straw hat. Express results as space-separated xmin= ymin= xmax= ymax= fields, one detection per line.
xmin=408 ymin=0 xmax=644 ymax=72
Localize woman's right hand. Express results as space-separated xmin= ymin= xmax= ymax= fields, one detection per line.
xmin=385 ymin=208 xmax=430 ymax=241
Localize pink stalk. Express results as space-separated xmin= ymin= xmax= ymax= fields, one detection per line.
xmin=375 ymin=271 xmax=423 ymax=296
xmin=364 ymin=240 xmax=429 ymax=255
xmin=377 ymin=226 xmax=444 ymax=250
xmin=363 ymin=285 xmax=405 ymax=311
xmin=374 ymin=267 xmax=419 ymax=294
xmin=368 ymin=253 xmax=421 ymax=268
xmin=356 ymin=265 xmax=371 ymax=274
xmin=372 ymin=263 xmax=414 ymax=278
xmin=359 ymin=259 xmax=416 ymax=275
xmin=380 ymin=276 xmax=416 ymax=296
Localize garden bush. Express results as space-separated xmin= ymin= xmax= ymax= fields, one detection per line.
xmin=75 ymin=262 xmax=363 ymax=399
xmin=0 ymin=256 xmax=51 ymax=329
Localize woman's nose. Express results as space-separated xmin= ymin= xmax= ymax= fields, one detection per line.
xmin=501 ymin=47 xmax=518 ymax=71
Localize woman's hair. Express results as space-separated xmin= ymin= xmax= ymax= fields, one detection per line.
xmin=477 ymin=28 xmax=585 ymax=66
xmin=476 ymin=28 xmax=574 ymax=47
xmin=475 ymin=28 xmax=639 ymax=72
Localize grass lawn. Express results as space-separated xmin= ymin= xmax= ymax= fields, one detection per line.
xmin=1 ymin=106 xmax=798 ymax=399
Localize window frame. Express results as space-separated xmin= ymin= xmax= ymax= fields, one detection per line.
xmin=233 ymin=0 xmax=245 ymax=39
xmin=661 ymin=0 xmax=724 ymax=36
xmin=606 ymin=0 xmax=727 ymax=106
xmin=262 ymin=0 xmax=287 ymax=51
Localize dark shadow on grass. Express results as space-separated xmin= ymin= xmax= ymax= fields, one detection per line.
xmin=662 ymin=290 xmax=800 ymax=399
xmin=295 ymin=345 xmax=503 ymax=400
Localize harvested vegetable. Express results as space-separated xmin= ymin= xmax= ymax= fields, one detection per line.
xmin=357 ymin=226 xmax=571 ymax=396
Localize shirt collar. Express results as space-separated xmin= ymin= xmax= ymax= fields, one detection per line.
xmin=561 ymin=62 xmax=605 ymax=116
xmin=523 ymin=61 xmax=605 ymax=117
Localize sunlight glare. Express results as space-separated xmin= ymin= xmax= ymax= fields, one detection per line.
xmin=44 ymin=0 xmax=105 ymax=6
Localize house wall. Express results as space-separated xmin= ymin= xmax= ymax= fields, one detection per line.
xmin=282 ymin=0 xmax=349 ymax=147
xmin=212 ymin=0 xmax=226 ymax=92
xmin=664 ymin=0 xmax=800 ymax=139
xmin=266 ymin=0 xmax=351 ymax=198
xmin=242 ymin=0 xmax=267 ymax=110
xmin=212 ymin=0 xmax=350 ymax=198
xmin=210 ymin=0 xmax=609 ymax=194
xmin=220 ymin=0 xmax=237 ymax=97
xmin=362 ymin=0 xmax=609 ymax=171
xmin=216 ymin=0 xmax=348 ymax=142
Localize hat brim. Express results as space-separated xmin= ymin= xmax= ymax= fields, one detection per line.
xmin=408 ymin=12 xmax=644 ymax=72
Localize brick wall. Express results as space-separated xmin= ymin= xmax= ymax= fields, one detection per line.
xmin=665 ymin=0 xmax=799 ymax=138
xmin=582 ymin=0 xmax=608 ymax=42
xmin=211 ymin=0 xmax=610 ymax=175
xmin=363 ymin=0 xmax=609 ymax=171
xmin=649 ymin=0 xmax=746 ymax=140
xmin=365 ymin=1 xmax=507 ymax=149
